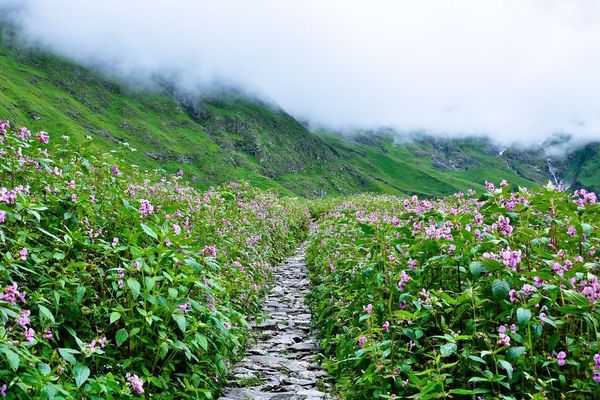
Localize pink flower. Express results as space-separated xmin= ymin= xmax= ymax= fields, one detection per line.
xmin=398 ymin=270 xmax=410 ymax=291
xmin=498 ymin=325 xmax=510 ymax=346
xmin=126 ymin=373 xmax=144 ymax=395
xmin=382 ymin=321 xmax=390 ymax=332
xmin=501 ymin=248 xmax=522 ymax=271
xmin=112 ymin=237 xmax=119 ymax=247
xmin=495 ymin=215 xmax=513 ymax=236
xmin=15 ymin=309 xmax=31 ymax=328
xmin=2 ymin=282 xmax=26 ymax=304
xmin=201 ymin=245 xmax=217 ymax=257
xmin=408 ymin=258 xmax=417 ymax=270
xmin=176 ymin=169 xmax=184 ymax=177
xmin=172 ymin=224 xmax=181 ymax=235
xmin=0 ymin=210 xmax=6 ymax=223
xmin=43 ymin=330 xmax=53 ymax=340
xmin=19 ymin=127 xmax=30 ymax=140
xmin=23 ymin=327 xmax=35 ymax=343
xmin=18 ymin=247 xmax=28 ymax=261
xmin=363 ymin=304 xmax=373 ymax=314
xmin=447 ymin=244 xmax=456 ymax=255
xmin=557 ymin=351 xmax=567 ymax=366
xmin=110 ymin=166 xmax=121 ymax=176
xmin=594 ymin=354 xmax=600 ymax=382
xmin=37 ymin=131 xmax=50 ymax=144
xmin=358 ymin=336 xmax=367 ymax=348
xmin=0 ymin=383 xmax=5 ymax=398
xmin=567 ymin=226 xmax=577 ymax=237
xmin=139 ymin=199 xmax=154 ymax=217
xmin=178 ymin=303 xmax=192 ymax=313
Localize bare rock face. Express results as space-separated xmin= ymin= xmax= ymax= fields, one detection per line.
xmin=218 ymin=247 xmax=335 ymax=400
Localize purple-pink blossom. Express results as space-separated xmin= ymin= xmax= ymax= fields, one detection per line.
xmin=37 ymin=131 xmax=50 ymax=144
xmin=126 ymin=373 xmax=144 ymax=395
xmin=557 ymin=351 xmax=567 ymax=366
xmin=139 ymin=199 xmax=154 ymax=217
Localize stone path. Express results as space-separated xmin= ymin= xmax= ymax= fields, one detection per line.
xmin=219 ymin=245 xmax=335 ymax=400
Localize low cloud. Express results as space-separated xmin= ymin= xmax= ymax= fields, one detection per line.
xmin=2 ymin=0 xmax=600 ymax=145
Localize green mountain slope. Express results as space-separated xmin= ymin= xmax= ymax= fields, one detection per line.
xmin=0 ymin=37 xmax=597 ymax=197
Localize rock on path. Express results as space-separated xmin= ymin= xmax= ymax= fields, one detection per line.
xmin=219 ymin=246 xmax=335 ymax=400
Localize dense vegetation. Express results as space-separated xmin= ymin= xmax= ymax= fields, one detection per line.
xmin=307 ymin=182 xmax=599 ymax=399
xmin=0 ymin=121 xmax=309 ymax=398
xmin=1 ymin=28 xmax=599 ymax=400
xmin=2 ymin=34 xmax=598 ymax=198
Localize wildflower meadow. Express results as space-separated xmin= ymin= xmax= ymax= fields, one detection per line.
xmin=0 ymin=121 xmax=309 ymax=398
xmin=0 ymin=119 xmax=599 ymax=399
xmin=307 ymin=182 xmax=599 ymax=398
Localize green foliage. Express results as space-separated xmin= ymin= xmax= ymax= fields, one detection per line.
xmin=0 ymin=123 xmax=310 ymax=398
xmin=306 ymin=184 xmax=600 ymax=399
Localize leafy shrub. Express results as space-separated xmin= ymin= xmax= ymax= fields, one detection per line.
xmin=0 ymin=121 xmax=310 ymax=398
xmin=307 ymin=182 xmax=599 ymax=399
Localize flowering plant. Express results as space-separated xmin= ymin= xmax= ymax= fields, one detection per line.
xmin=307 ymin=183 xmax=599 ymax=398
xmin=0 ymin=121 xmax=309 ymax=398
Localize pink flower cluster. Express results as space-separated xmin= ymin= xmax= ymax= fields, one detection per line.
xmin=557 ymin=351 xmax=567 ymax=366
xmin=501 ymin=248 xmax=522 ymax=271
xmin=573 ymin=189 xmax=597 ymax=206
xmin=126 ymin=373 xmax=144 ymax=395
xmin=497 ymin=325 xmax=510 ymax=346
xmin=2 ymin=283 xmax=26 ymax=305
xmin=397 ymin=270 xmax=410 ymax=291
xmin=201 ymin=245 xmax=217 ymax=257
xmin=139 ymin=199 xmax=154 ymax=217
xmin=493 ymin=215 xmax=513 ymax=236
xmin=594 ymin=354 xmax=600 ymax=382
xmin=83 ymin=336 xmax=107 ymax=355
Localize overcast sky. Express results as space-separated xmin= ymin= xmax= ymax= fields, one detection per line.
xmin=3 ymin=0 xmax=600 ymax=144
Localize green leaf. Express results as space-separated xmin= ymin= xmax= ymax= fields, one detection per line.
xmin=1 ymin=347 xmax=20 ymax=371
xmin=109 ymin=311 xmax=121 ymax=324
xmin=127 ymin=278 xmax=141 ymax=299
xmin=172 ymin=314 xmax=187 ymax=333
xmin=58 ymin=348 xmax=78 ymax=365
xmin=469 ymin=261 xmax=483 ymax=278
xmin=38 ymin=363 xmax=51 ymax=376
xmin=582 ymin=223 xmax=592 ymax=236
xmin=507 ymin=346 xmax=526 ymax=360
xmin=516 ymin=308 xmax=531 ymax=326
xmin=73 ymin=364 xmax=90 ymax=388
xmin=38 ymin=304 xmax=55 ymax=324
xmin=197 ymin=334 xmax=208 ymax=351
xmin=440 ymin=343 xmax=457 ymax=357
xmin=468 ymin=355 xmax=487 ymax=364
xmin=140 ymin=223 xmax=158 ymax=240
xmin=492 ymin=279 xmax=510 ymax=301
xmin=498 ymin=359 xmax=513 ymax=380
xmin=116 ymin=328 xmax=129 ymax=347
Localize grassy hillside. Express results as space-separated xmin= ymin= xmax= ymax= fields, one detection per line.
xmin=0 ymin=34 xmax=597 ymax=197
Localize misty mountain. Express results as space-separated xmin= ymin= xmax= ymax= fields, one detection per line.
xmin=0 ymin=40 xmax=597 ymax=197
